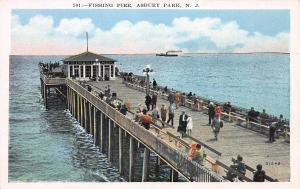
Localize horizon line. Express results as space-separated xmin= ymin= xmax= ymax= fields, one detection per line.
xmin=10 ymin=52 xmax=290 ymax=56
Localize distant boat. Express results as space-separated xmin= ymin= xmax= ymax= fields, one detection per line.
xmin=156 ymin=50 xmax=182 ymax=57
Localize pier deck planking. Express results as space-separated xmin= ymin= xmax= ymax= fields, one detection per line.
xmin=88 ymin=78 xmax=290 ymax=181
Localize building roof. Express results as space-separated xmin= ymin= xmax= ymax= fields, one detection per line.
xmin=63 ymin=51 xmax=116 ymax=62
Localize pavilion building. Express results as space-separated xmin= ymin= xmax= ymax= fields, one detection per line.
xmin=63 ymin=51 xmax=117 ymax=81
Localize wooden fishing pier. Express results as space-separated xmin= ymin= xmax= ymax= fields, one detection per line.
xmin=39 ymin=60 xmax=290 ymax=182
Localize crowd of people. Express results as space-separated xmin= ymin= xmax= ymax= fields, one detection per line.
xmin=82 ymin=74 xmax=282 ymax=182
xmin=39 ymin=62 xmax=65 ymax=78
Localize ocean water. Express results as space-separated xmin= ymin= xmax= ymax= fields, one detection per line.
xmin=9 ymin=56 xmax=124 ymax=182
xmin=9 ymin=53 xmax=289 ymax=181
xmin=111 ymin=53 xmax=289 ymax=118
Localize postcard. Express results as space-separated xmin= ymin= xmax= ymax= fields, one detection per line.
xmin=0 ymin=0 xmax=300 ymax=189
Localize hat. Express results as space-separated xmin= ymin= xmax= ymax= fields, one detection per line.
xmin=209 ymin=102 xmax=214 ymax=106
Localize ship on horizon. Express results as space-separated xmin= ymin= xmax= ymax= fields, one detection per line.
xmin=156 ymin=50 xmax=182 ymax=57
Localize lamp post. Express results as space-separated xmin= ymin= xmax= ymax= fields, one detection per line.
xmin=95 ymin=58 xmax=99 ymax=81
xmin=143 ymin=66 xmax=153 ymax=96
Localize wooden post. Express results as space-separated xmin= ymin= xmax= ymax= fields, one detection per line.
xmin=129 ymin=135 xmax=134 ymax=182
xmin=142 ymin=148 xmax=150 ymax=182
xmin=66 ymin=86 xmax=69 ymax=109
xmin=118 ymin=127 xmax=123 ymax=174
xmin=170 ymin=168 xmax=178 ymax=182
xmin=74 ymin=92 xmax=77 ymax=118
xmin=40 ymin=79 xmax=43 ymax=98
xmin=155 ymin=156 xmax=160 ymax=177
xmin=44 ymin=84 xmax=47 ymax=109
xmin=93 ymin=106 xmax=97 ymax=144
xmin=108 ymin=119 xmax=113 ymax=162
xmin=68 ymin=87 xmax=71 ymax=112
xmin=77 ymin=94 xmax=80 ymax=122
xmin=84 ymin=99 xmax=88 ymax=131
xmin=246 ymin=118 xmax=249 ymax=128
xmin=99 ymin=111 xmax=103 ymax=152
xmin=89 ymin=103 xmax=93 ymax=135
xmin=80 ymin=96 xmax=84 ymax=126
xmin=72 ymin=90 xmax=75 ymax=116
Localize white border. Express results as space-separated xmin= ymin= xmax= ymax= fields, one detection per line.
xmin=1 ymin=0 xmax=299 ymax=189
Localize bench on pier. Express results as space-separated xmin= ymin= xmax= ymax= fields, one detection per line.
xmin=231 ymin=158 xmax=278 ymax=182
xmin=205 ymin=155 xmax=220 ymax=173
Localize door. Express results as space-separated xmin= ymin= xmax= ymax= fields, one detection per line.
xmin=104 ymin=65 xmax=110 ymax=81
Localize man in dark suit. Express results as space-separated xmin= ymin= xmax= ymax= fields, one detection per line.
xmin=178 ymin=111 xmax=188 ymax=136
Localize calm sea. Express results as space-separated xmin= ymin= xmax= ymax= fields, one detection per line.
xmin=9 ymin=54 xmax=289 ymax=181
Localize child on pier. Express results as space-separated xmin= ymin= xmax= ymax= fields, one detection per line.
xmin=186 ymin=115 xmax=193 ymax=136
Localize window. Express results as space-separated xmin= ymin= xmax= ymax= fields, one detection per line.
xmin=111 ymin=65 xmax=114 ymax=77
xmin=74 ymin=65 xmax=79 ymax=77
xmin=80 ymin=66 xmax=83 ymax=77
xmin=85 ymin=65 xmax=91 ymax=77
xmin=93 ymin=65 xmax=97 ymax=77
xmin=69 ymin=65 xmax=73 ymax=77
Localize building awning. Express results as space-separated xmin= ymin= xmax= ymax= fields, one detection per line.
xmin=63 ymin=51 xmax=116 ymax=62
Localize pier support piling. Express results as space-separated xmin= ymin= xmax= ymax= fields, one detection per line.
xmin=129 ymin=135 xmax=134 ymax=182
xmin=84 ymin=100 xmax=87 ymax=131
xmin=108 ymin=119 xmax=113 ymax=162
xmin=142 ymin=148 xmax=150 ymax=182
xmin=89 ymin=103 xmax=92 ymax=135
xmin=170 ymin=169 xmax=179 ymax=182
xmin=93 ymin=106 xmax=97 ymax=144
xmin=99 ymin=112 xmax=103 ymax=152
xmin=80 ymin=96 xmax=83 ymax=126
xmin=118 ymin=127 xmax=123 ymax=174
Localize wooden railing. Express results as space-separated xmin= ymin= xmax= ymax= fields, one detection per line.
xmin=124 ymin=82 xmax=290 ymax=142
xmin=66 ymin=79 xmax=225 ymax=182
xmin=40 ymin=70 xmax=66 ymax=85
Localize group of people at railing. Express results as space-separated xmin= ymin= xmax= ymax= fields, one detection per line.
xmin=121 ymin=72 xmax=289 ymax=140
xmin=39 ymin=62 xmax=65 ymax=78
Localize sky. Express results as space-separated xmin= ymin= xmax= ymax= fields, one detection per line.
xmin=11 ymin=9 xmax=290 ymax=55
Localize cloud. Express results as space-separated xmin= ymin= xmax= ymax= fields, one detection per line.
xmin=11 ymin=14 xmax=289 ymax=55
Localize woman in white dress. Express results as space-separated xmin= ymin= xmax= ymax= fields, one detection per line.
xmin=186 ymin=115 xmax=193 ymax=136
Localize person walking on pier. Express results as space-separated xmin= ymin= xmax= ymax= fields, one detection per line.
xmin=175 ymin=92 xmax=181 ymax=109
xmin=161 ymin=104 xmax=168 ymax=127
xmin=211 ymin=115 xmax=222 ymax=140
xmin=168 ymin=92 xmax=175 ymax=105
xmin=178 ymin=111 xmax=188 ymax=137
xmin=151 ymin=93 xmax=157 ymax=110
xmin=181 ymin=93 xmax=186 ymax=106
xmin=208 ymin=102 xmax=215 ymax=125
xmin=153 ymin=78 xmax=157 ymax=90
xmin=145 ymin=94 xmax=152 ymax=111
xmin=276 ymin=114 xmax=284 ymax=139
xmin=253 ymin=164 xmax=266 ymax=182
xmin=142 ymin=109 xmax=152 ymax=130
xmin=167 ymin=103 xmax=175 ymax=127
xmin=215 ymin=104 xmax=221 ymax=118
xmin=269 ymin=122 xmax=277 ymax=142
xmin=186 ymin=115 xmax=193 ymax=136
